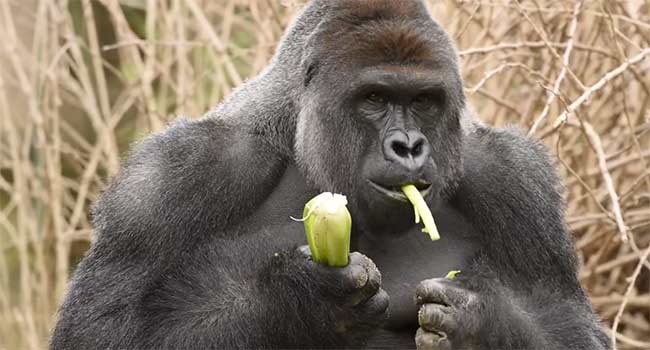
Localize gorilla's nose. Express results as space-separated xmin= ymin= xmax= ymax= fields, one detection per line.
xmin=383 ymin=130 xmax=431 ymax=172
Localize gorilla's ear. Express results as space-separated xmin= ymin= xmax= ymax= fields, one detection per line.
xmin=300 ymin=18 xmax=328 ymax=88
xmin=303 ymin=59 xmax=319 ymax=87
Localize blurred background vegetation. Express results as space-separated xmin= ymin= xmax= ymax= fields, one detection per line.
xmin=0 ymin=0 xmax=649 ymax=349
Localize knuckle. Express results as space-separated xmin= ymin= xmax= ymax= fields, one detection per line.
xmin=416 ymin=328 xmax=450 ymax=350
xmin=416 ymin=279 xmax=442 ymax=302
xmin=415 ymin=328 xmax=430 ymax=350
xmin=361 ymin=254 xmax=375 ymax=265
xmin=369 ymin=289 xmax=390 ymax=313
xmin=345 ymin=274 xmax=383 ymax=307
xmin=415 ymin=279 xmax=431 ymax=297
xmin=418 ymin=304 xmax=447 ymax=330
xmin=351 ymin=251 xmax=375 ymax=268
xmin=345 ymin=264 xmax=369 ymax=290
xmin=297 ymin=245 xmax=312 ymax=256
xmin=364 ymin=269 xmax=381 ymax=293
xmin=349 ymin=252 xmax=364 ymax=262
xmin=356 ymin=288 xmax=389 ymax=322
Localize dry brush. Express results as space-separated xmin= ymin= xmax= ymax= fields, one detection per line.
xmin=0 ymin=0 xmax=648 ymax=349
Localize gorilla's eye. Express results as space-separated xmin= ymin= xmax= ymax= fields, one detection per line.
xmin=413 ymin=94 xmax=430 ymax=104
xmin=366 ymin=92 xmax=386 ymax=104
xmin=413 ymin=92 xmax=445 ymax=109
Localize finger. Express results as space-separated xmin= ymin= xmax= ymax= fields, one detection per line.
xmin=315 ymin=260 xmax=368 ymax=295
xmin=298 ymin=247 xmax=371 ymax=299
xmin=349 ymin=252 xmax=382 ymax=292
xmin=418 ymin=304 xmax=455 ymax=334
xmin=335 ymin=253 xmax=380 ymax=306
xmin=415 ymin=278 xmax=470 ymax=307
xmin=343 ymin=263 xmax=370 ymax=291
xmin=415 ymin=328 xmax=451 ymax=350
xmin=358 ymin=288 xmax=390 ymax=319
xmin=415 ymin=279 xmax=451 ymax=306
xmin=307 ymin=252 xmax=370 ymax=292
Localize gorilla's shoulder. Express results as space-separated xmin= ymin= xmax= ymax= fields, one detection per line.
xmin=91 ymin=116 xmax=287 ymax=240
xmin=465 ymin=123 xmax=559 ymax=175
xmin=460 ymin=123 xmax=564 ymax=205
xmin=466 ymin=123 xmax=550 ymax=157
xmin=120 ymin=117 xmax=283 ymax=178
xmin=127 ymin=118 xmax=240 ymax=164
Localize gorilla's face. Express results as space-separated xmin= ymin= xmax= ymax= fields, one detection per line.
xmin=295 ymin=4 xmax=464 ymax=237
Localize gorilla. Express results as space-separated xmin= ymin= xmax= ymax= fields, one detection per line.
xmin=51 ymin=1 xmax=609 ymax=349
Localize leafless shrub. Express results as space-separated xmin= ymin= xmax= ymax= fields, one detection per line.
xmin=0 ymin=0 xmax=648 ymax=349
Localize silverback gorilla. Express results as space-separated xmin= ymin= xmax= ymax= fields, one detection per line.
xmin=51 ymin=1 xmax=609 ymax=349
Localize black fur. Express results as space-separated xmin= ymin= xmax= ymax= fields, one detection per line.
xmin=50 ymin=1 xmax=608 ymax=349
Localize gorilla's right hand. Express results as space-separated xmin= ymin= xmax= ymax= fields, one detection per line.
xmin=294 ymin=246 xmax=389 ymax=344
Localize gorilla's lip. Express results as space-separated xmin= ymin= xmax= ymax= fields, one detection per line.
xmin=367 ymin=180 xmax=432 ymax=202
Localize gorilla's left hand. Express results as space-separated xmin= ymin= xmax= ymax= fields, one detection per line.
xmin=414 ymin=278 xmax=479 ymax=350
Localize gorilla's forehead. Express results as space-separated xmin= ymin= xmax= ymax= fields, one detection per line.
xmin=319 ymin=21 xmax=456 ymax=72
xmin=314 ymin=1 xmax=457 ymax=70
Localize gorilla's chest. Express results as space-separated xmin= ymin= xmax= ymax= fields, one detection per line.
xmin=245 ymin=166 xmax=479 ymax=345
xmin=357 ymin=205 xmax=479 ymax=331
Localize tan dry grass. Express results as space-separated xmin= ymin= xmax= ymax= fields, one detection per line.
xmin=0 ymin=0 xmax=649 ymax=349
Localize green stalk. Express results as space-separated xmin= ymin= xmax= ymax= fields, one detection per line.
xmin=301 ymin=193 xmax=352 ymax=267
xmin=402 ymin=185 xmax=440 ymax=240
xmin=446 ymin=270 xmax=461 ymax=279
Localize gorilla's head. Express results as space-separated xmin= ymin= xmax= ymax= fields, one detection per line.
xmin=293 ymin=0 xmax=465 ymax=237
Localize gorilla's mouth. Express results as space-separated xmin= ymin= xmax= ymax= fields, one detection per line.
xmin=367 ymin=180 xmax=432 ymax=202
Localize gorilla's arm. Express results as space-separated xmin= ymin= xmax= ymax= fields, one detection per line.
xmin=52 ymin=116 xmax=387 ymax=349
xmin=50 ymin=118 xmax=287 ymax=348
xmin=135 ymin=234 xmax=367 ymax=349
xmin=449 ymin=124 xmax=608 ymax=349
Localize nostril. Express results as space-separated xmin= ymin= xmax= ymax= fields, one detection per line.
xmin=412 ymin=139 xmax=423 ymax=156
xmin=391 ymin=141 xmax=410 ymax=158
